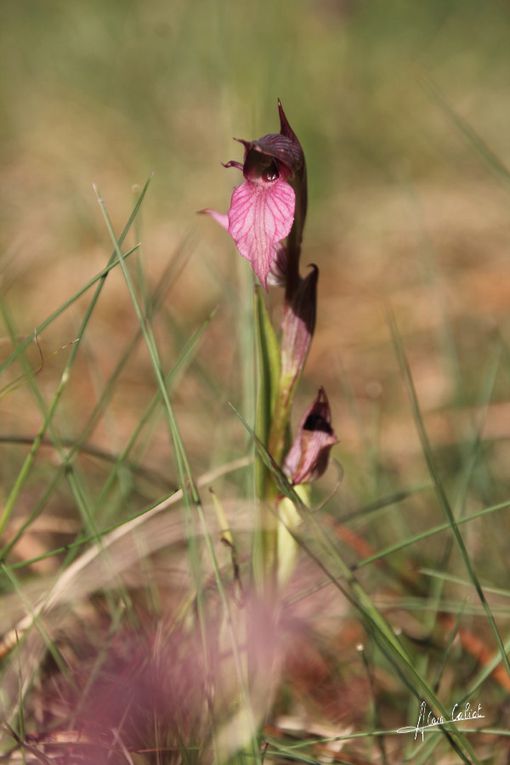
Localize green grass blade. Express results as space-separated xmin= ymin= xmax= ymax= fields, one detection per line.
xmin=353 ymin=498 xmax=510 ymax=570
xmin=93 ymin=184 xmax=197 ymax=501
xmin=0 ymin=174 xmax=148 ymax=376
xmin=389 ymin=311 xmax=510 ymax=677
xmin=420 ymin=568 xmax=510 ymax=599
xmin=231 ymin=405 xmax=482 ymax=764
xmin=422 ymin=76 xmax=510 ymax=185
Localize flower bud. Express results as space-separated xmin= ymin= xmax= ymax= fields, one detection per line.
xmin=280 ymin=265 xmax=318 ymax=389
xmin=277 ymin=100 xmax=308 ymax=298
xmin=283 ymin=387 xmax=338 ymax=485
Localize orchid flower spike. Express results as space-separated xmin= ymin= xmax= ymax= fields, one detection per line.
xmin=284 ymin=387 xmax=338 ymax=485
xmin=202 ymin=101 xmax=305 ymax=290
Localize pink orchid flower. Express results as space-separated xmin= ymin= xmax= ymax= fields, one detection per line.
xmin=205 ymin=167 xmax=295 ymax=290
xmin=202 ymin=103 xmax=305 ymax=290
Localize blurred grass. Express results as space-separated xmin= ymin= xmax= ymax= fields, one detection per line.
xmin=2 ymin=1 xmax=510 ymax=763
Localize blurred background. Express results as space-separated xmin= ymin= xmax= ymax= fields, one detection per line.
xmin=1 ymin=1 xmax=510 ymax=754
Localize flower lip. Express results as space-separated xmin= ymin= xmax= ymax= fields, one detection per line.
xmin=202 ymin=102 xmax=302 ymax=289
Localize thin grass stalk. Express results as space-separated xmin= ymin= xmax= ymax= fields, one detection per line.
xmin=236 ymin=411 xmax=482 ymax=764
xmin=0 ymin=302 xmax=96 ymax=543
xmin=0 ymin=176 xmax=149 ymax=378
xmin=390 ymin=312 xmax=510 ymax=678
xmin=95 ymin=189 xmax=262 ymax=762
xmin=0 ymin=183 xmax=150 ymax=536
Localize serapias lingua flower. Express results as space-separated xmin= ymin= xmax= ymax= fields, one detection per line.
xmin=202 ymin=102 xmax=304 ymax=290
xmin=283 ymin=387 xmax=338 ymax=485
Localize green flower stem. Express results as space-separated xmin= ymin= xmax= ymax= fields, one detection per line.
xmin=267 ymin=372 xmax=294 ymax=464
xmin=253 ymin=290 xmax=303 ymax=586
xmin=253 ymin=289 xmax=281 ymax=585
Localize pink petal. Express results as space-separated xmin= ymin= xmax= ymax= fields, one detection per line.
xmin=228 ymin=179 xmax=295 ymax=289
xmin=201 ymin=208 xmax=229 ymax=231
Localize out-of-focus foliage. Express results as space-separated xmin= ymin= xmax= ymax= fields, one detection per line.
xmin=2 ymin=0 xmax=510 ymax=224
